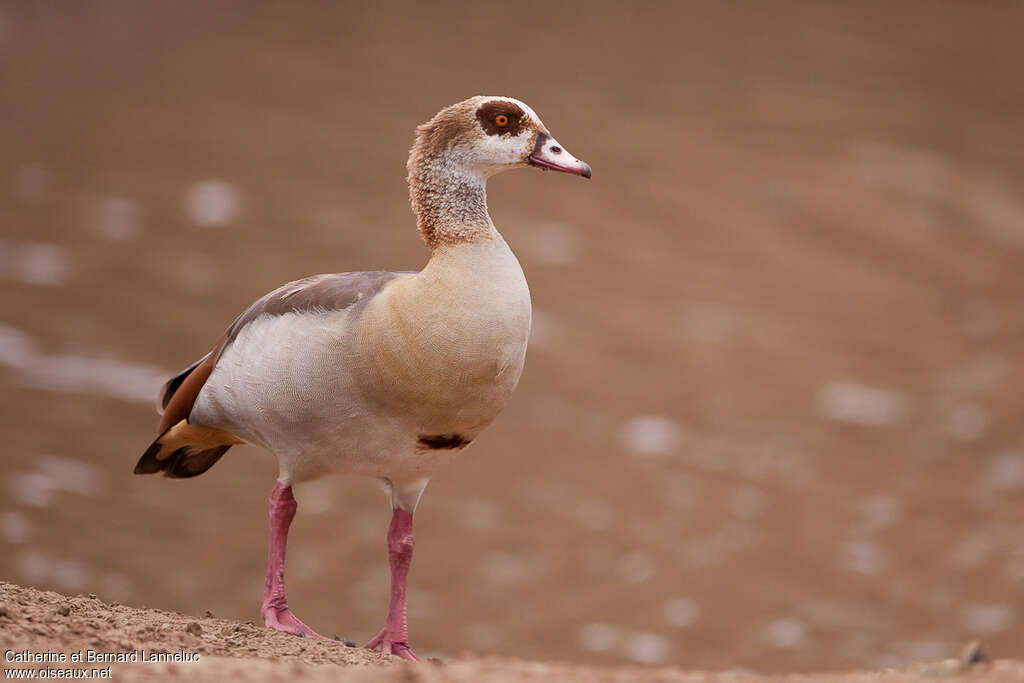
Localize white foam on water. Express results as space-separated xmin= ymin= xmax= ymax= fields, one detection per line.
xmin=983 ymin=452 xmax=1024 ymax=491
xmin=37 ymin=455 xmax=101 ymax=496
xmin=99 ymin=573 xmax=135 ymax=601
xmin=0 ymin=510 xmax=32 ymax=544
xmin=840 ymin=539 xmax=890 ymax=575
xmin=174 ymin=251 xmax=220 ymax=294
xmin=0 ymin=324 xmax=172 ymax=404
xmin=945 ymin=402 xmax=989 ymax=441
xmin=857 ymin=496 xmax=903 ymax=530
xmin=11 ymin=472 xmax=58 ymax=507
xmin=481 ymin=551 xmax=535 ymax=585
xmin=872 ymin=654 xmax=906 ymax=670
xmin=95 ymin=198 xmax=142 ymax=241
xmin=10 ymin=456 xmax=102 ymax=508
xmin=674 ymin=526 xmax=757 ymax=569
xmin=14 ymin=550 xmax=91 ymax=591
xmin=961 ymin=603 xmax=1014 ymax=634
xmin=185 ymin=179 xmax=242 ymax=227
xmin=528 ymin=309 xmax=562 ymax=348
xmin=965 ymin=177 xmax=1024 ymax=247
xmin=816 ymin=381 xmax=907 ymax=428
xmin=577 ymin=622 xmax=619 ymax=652
xmin=663 ymin=597 xmax=700 ymax=628
xmin=620 ymin=415 xmax=682 ymax=455
xmin=849 ymin=148 xmax=1024 ymax=247
xmin=625 ymin=632 xmax=670 ymax=664
xmin=15 ymin=551 xmax=50 ymax=583
xmin=764 ymin=618 xmax=806 ymax=649
xmin=0 ymin=241 xmax=71 ymax=286
xmin=1004 ymin=551 xmax=1024 ymax=581
xmin=615 ymin=550 xmax=657 ymax=584
xmin=21 ymin=243 xmax=69 ymax=285
xmin=22 ymin=353 xmax=170 ymax=404
xmin=847 ymin=143 xmax=952 ymax=202
xmin=50 ymin=558 xmax=90 ymax=591
xmin=0 ymin=324 xmax=34 ymax=368
xmin=947 ymin=532 xmax=994 ymax=571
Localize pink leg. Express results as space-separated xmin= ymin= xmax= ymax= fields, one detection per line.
xmin=365 ymin=508 xmax=422 ymax=661
xmin=261 ymin=482 xmax=331 ymax=640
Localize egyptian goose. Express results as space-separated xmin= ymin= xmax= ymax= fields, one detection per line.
xmin=134 ymin=96 xmax=590 ymax=660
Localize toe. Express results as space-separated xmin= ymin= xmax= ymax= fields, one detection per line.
xmin=265 ymin=608 xmax=333 ymax=640
xmin=364 ymin=627 xmax=387 ymax=650
xmin=387 ymin=642 xmax=422 ymax=662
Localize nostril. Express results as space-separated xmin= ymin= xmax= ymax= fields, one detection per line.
xmin=550 ymin=146 xmax=562 ymax=154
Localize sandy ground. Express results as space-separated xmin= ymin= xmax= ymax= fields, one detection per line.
xmin=1 ymin=0 xmax=1023 ymax=675
xmin=2 ymin=581 xmax=1020 ymax=683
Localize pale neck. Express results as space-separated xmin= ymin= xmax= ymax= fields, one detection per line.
xmin=408 ymin=155 xmax=497 ymax=249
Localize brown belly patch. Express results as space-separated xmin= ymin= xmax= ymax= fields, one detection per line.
xmin=417 ymin=434 xmax=470 ymax=450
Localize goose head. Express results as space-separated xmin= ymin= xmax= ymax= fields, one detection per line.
xmin=409 ymin=96 xmax=591 ymax=180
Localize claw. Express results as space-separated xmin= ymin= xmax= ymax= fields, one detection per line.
xmin=366 ymin=627 xmax=422 ymax=661
xmin=263 ymin=604 xmax=334 ymax=641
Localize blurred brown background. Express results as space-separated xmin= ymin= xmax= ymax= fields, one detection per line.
xmin=2 ymin=0 xmax=1023 ymax=673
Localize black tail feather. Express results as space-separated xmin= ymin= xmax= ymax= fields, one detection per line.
xmin=134 ymin=423 xmax=234 ymax=479
xmin=133 ymin=436 xmax=169 ymax=475
xmin=158 ymin=355 xmax=209 ymax=413
xmin=162 ymin=445 xmax=231 ymax=478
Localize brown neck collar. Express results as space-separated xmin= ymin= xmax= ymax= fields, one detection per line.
xmin=408 ymin=153 xmax=496 ymax=249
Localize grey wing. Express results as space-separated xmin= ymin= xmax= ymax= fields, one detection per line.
xmin=223 ymin=270 xmax=415 ymax=348
xmin=155 ymin=270 xmax=413 ymax=432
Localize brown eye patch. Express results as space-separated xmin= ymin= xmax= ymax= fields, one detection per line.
xmin=476 ymin=100 xmax=527 ymax=137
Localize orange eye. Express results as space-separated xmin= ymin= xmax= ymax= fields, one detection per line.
xmin=495 ymin=115 xmax=509 ymax=127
